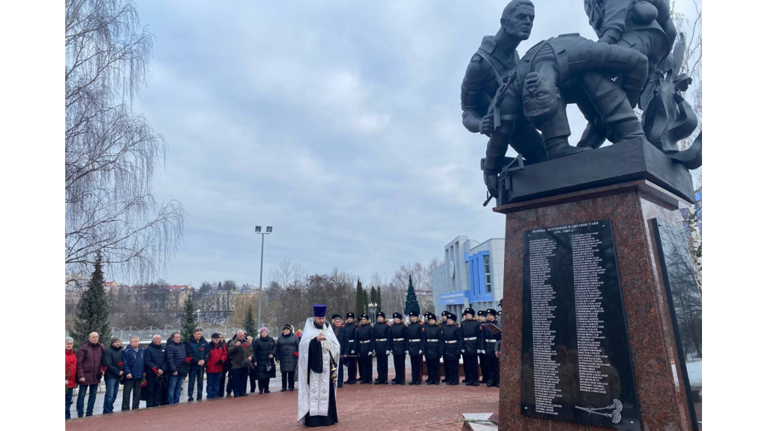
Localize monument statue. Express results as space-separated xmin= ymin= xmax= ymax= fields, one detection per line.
xmin=460 ymin=0 xmax=548 ymax=197
xmin=462 ymin=0 xmax=702 ymax=205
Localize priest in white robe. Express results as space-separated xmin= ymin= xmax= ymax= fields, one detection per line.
xmin=298 ymin=304 xmax=340 ymax=427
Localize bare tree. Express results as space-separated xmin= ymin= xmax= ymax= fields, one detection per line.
xmin=269 ymin=258 xmax=308 ymax=289
xmin=279 ymin=286 xmax=307 ymax=330
xmin=369 ymin=272 xmax=386 ymax=288
xmin=379 ymin=282 xmax=402 ymax=314
xmin=376 ymin=259 xmax=441 ymax=313
xmin=65 ymin=0 xmax=185 ymax=282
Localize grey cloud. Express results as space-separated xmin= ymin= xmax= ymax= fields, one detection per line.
xmin=134 ymin=0 xmax=603 ymax=285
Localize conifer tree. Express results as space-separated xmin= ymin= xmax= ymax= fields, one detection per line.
xmin=404 ymin=276 xmax=420 ymax=316
xmin=355 ymin=280 xmax=367 ymax=318
xmin=180 ymin=294 xmax=198 ymax=341
xmin=70 ymin=251 xmax=111 ymax=344
xmin=242 ymin=303 xmax=258 ymax=338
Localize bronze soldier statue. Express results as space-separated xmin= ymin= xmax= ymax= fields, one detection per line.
xmin=584 ymin=0 xmax=675 ymax=76
xmin=461 ymin=0 xmax=555 ymax=197
xmin=495 ymin=33 xmax=652 ymax=155
xmin=581 ymin=0 xmax=678 ymax=147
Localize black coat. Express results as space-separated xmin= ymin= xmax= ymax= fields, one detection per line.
xmin=253 ymin=336 xmax=276 ymax=379
xmin=275 ymin=333 xmax=299 ymax=373
xmin=424 ymin=324 xmax=444 ymax=359
xmin=102 ymin=345 xmax=124 ymax=379
xmin=406 ymin=321 xmax=426 ymax=356
xmin=389 ymin=322 xmax=407 ymax=356
xmin=144 ymin=342 xmax=166 ymax=374
xmin=165 ymin=339 xmax=189 ymax=375
xmin=343 ymin=322 xmax=358 ymax=355
xmin=460 ymin=320 xmax=485 ymax=354
xmin=356 ymin=324 xmax=374 ymax=356
xmin=442 ymin=324 xmax=462 ymax=360
xmin=186 ymin=335 xmax=209 ymax=368
xmin=333 ymin=325 xmax=349 ymax=356
xmin=481 ymin=321 xmax=500 ymax=356
xmin=373 ymin=322 xmax=391 ymax=354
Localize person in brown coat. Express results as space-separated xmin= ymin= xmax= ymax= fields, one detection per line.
xmin=228 ymin=330 xmax=254 ymax=397
xmin=76 ymin=332 xmax=104 ymax=417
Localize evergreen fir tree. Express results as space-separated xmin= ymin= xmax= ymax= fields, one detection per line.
xmin=404 ymin=276 xmax=420 ymax=316
xmin=242 ymin=304 xmax=258 ymax=338
xmin=355 ymin=279 xmax=367 ymax=318
xmin=180 ymin=294 xmax=198 ymax=342
xmin=70 ymin=251 xmax=111 ymax=344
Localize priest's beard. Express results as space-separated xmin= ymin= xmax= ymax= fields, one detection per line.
xmin=314 ymin=321 xmax=324 ymax=329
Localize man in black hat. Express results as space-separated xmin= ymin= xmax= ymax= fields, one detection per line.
xmin=343 ymin=312 xmax=358 ymax=385
xmin=389 ymin=312 xmax=407 ymax=384
xmin=442 ymin=312 xmax=462 ymax=385
xmin=355 ymin=314 xmax=374 ymax=384
xmin=331 ymin=314 xmax=349 ymax=388
xmin=483 ymin=309 xmax=501 ymax=387
xmin=477 ymin=310 xmax=488 ymax=384
xmin=460 ymin=308 xmax=485 ymax=386
xmin=373 ymin=312 xmax=391 ymax=384
xmin=423 ymin=313 xmax=443 ymax=385
xmin=406 ymin=310 xmax=425 ymax=385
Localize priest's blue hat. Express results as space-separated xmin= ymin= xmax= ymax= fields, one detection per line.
xmin=313 ymin=304 xmax=327 ymax=317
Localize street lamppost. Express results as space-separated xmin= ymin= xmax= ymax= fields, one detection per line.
xmin=255 ymin=225 xmax=272 ymax=330
xmin=196 ymin=309 xmax=201 ymax=324
xmin=368 ymin=302 xmax=377 ymax=320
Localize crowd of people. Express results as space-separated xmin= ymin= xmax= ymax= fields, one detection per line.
xmin=65 ymin=306 xmax=501 ymax=420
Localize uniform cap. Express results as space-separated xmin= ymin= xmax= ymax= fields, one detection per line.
xmin=346 ymin=312 xmax=355 ymax=319
xmin=463 ymin=308 xmax=476 ymax=317
xmin=486 ymin=309 xmax=497 ymax=316
xmin=392 ymin=312 xmax=403 ymax=319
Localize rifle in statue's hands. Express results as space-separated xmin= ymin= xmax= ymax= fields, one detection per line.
xmin=485 ymin=71 xmax=517 ymax=134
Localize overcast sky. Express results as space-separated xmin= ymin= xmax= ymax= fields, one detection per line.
xmin=131 ymin=0 xmax=699 ymax=287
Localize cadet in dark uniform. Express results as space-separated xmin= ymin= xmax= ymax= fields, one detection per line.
xmin=477 ymin=309 xmax=488 ymax=383
xmin=343 ymin=312 xmax=358 ymax=385
xmin=440 ymin=310 xmax=450 ymax=382
xmin=389 ymin=312 xmax=407 ymax=385
xmin=483 ymin=309 xmax=501 ymax=387
xmin=424 ymin=313 xmax=443 ymax=385
xmin=406 ymin=311 xmax=425 ymax=385
xmin=460 ymin=308 xmax=485 ymax=386
xmin=355 ymin=314 xmax=374 ymax=384
xmin=442 ymin=312 xmax=462 ymax=385
xmin=373 ymin=312 xmax=391 ymax=385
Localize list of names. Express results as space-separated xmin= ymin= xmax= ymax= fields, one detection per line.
xmin=572 ymin=232 xmax=609 ymax=394
xmin=528 ymin=237 xmax=562 ymax=415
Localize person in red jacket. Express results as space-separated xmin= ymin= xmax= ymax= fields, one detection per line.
xmin=65 ymin=337 xmax=77 ymax=420
xmin=205 ymin=333 xmax=228 ymax=399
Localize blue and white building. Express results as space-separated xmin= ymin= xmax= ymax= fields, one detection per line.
xmin=431 ymin=235 xmax=504 ymax=317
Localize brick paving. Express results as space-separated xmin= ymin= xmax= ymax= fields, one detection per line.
xmin=65 ymin=370 xmax=500 ymax=431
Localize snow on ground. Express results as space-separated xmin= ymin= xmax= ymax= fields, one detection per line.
xmin=686 ymin=360 xmax=702 ymax=387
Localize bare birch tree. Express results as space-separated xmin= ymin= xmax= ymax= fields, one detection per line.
xmin=65 ymin=0 xmax=185 ymax=282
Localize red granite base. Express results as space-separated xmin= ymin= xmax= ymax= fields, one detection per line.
xmin=495 ymin=180 xmax=694 ymax=431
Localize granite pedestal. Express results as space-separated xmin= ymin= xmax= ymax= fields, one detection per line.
xmin=495 ymin=179 xmax=696 ymax=431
